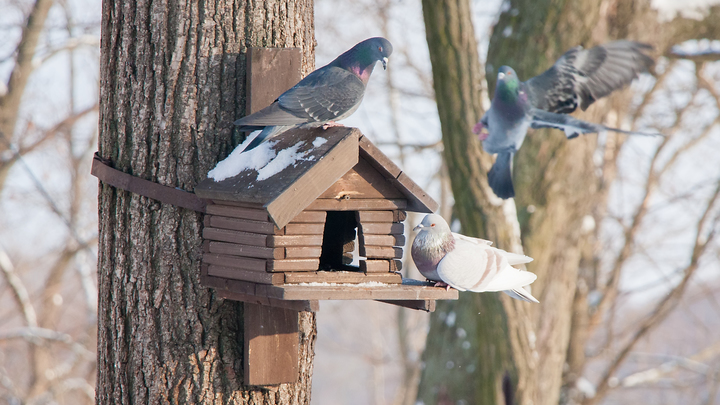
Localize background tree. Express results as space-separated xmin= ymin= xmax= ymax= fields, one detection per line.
xmin=96 ymin=1 xmax=315 ymax=403
xmin=419 ymin=0 xmax=720 ymax=404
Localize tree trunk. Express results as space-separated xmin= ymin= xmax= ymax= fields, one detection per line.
xmin=96 ymin=1 xmax=315 ymax=403
xmin=419 ymin=0 xmax=608 ymax=404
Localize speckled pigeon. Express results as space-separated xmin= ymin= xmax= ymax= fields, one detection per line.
xmin=411 ymin=214 xmax=538 ymax=303
xmin=474 ymin=41 xmax=655 ymax=199
xmin=235 ymin=37 xmax=393 ymax=151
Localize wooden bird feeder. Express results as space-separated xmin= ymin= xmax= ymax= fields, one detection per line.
xmin=193 ymin=47 xmax=458 ymax=386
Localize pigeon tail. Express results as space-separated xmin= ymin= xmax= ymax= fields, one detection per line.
xmin=242 ymin=126 xmax=292 ymax=152
xmin=484 ymin=266 xmax=537 ymax=292
xmin=503 ymin=287 xmax=539 ymax=303
xmin=488 ymin=151 xmax=515 ymax=199
xmin=530 ymin=109 xmax=662 ymax=139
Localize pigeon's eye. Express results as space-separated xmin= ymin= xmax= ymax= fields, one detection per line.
xmin=431 ymin=223 xmax=436 ymax=227
xmin=378 ymin=46 xmax=383 ymax=53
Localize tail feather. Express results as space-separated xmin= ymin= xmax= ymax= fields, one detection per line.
xmin=503 ymin=287 xmax=539 ymax=303
xmin=242 ymin=125 xmax=293 ymax=152
xmin=488 ymin=151 xmax=515 ymax=199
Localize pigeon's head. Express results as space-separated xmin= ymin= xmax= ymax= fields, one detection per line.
xmin=496 ymin=66 xmax=523 ymax=103
xmin=413 ymin=214 xmax=451 ymax=236
xmin=337 ymin=37 xmax=393 ymax=82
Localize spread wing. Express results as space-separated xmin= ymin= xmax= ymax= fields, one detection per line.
xmin=525 ymin=41 xmax=653 ymax=113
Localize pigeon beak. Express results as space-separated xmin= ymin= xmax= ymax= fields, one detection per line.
xmin=498 ymin=72 xmax=505 ymax=80
xmin=413 ymin=224 xmax=424 ymax=232
xmin=382 ymin=57 xmax=388 ymax=70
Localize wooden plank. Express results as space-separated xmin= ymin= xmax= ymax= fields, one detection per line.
xmin=208 ymin=241 xmax=283 ymax=260
xmin=265 ymin=129 xmax=360 ymax=228
xmin=360 ymin=260 xmax=389 ymax=273
xmin=205 ymin=215 xmax=277 ymax=234
xmin=288 ymin=211 xmax=327 ymax=223
xmin=283 ymin=271 xmax=402 ymax=284
xmin=267 ymin=259 xmax=319 ymax=272
xmin=208 ymin=265 xmax=285 ymax=285
xmin=284 ymin=223 xmax=325 ymax=235
xmin=246 ymin=47 xmax=303 ymax=115
xmin=244 ymin=302 xmax=299 ymax=386
xmin=390 ymin=259 xmax=402 ymax=272
xmin=375 ymin=299 xmax=436 ymax=312
xmin=393 ymin=210 xmax=408 ymax=222
xmin=396 ymin=171 xmax=439 ymax=213
xmin=205 ymin=204 xmax=270 ymax=222
xmin=319 ymin=157 xmax=405 ymax=200
xmin=203 ymin=253 xmax=267 ymax=271
xmin=216 ymin=289 xmax=318 ymax=312
xmin=360 ymin=222 xmax=404 ymax=235
xmin=203 ymin=227 xmax=268 ymax=246
xmin=272 ymin=279 xmax=459 ymax=301
xmin=358 ymin=135 xmax=402 ymax=178
xmin=356 ymin=211 xmax=394 ymax=223
xmin=363 ymin=246 xmax=403 ymax=259
xmin=267 ymin=235 xmax=323 ymax=247
xmin=306 ymin=198 xmax=407 ymax=211
xmin=210 ymin=200 xmax=265 ymax=209
xmin=361 ymin=234 xmax=405 ymax=246
xmin=284 ymin=246 xmax=322 ymax=258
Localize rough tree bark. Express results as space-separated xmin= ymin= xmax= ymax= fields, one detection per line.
xmin=96 ymin=1 xmax=315 ymax=404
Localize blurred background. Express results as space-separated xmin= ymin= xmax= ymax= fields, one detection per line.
xmin=1 ymin=0 xmax=719 ymax=404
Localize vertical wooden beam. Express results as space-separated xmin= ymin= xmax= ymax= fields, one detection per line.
xmin=242 ymin=47 xmax=303 ymax=386
xmin=246 ymin=47 xmax=303 ymax=114
xmin=244 ymin=303 xmax=299 ymax=385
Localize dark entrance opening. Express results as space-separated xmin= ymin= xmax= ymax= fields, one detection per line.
xmin=319 ymin=211 xmax=358 ymax=271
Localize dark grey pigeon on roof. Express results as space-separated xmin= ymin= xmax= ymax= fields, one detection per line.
xmin=235 ymin=37 xmax=393 ymax=151
xmin=473 ymin=41 xmax=655 ymax=199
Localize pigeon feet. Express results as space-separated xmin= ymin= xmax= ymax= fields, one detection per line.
xmin=322 ymin=121 xmax=345 ymax=130
xmin=473 ymin=122 xmax=489 ymax=140
xmin=433 ymin=281 xmax=450 ymax=290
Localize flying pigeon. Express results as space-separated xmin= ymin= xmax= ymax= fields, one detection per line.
xmin=411 ymin=214 xmax=538 ymax=303
xmin=474 ymin=41 xmax=656 ymax=199
xmin=235 ymin=37 xmax=393 ymax=151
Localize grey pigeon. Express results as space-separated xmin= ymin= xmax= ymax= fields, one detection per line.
xmin=473 ymin=41 xmax=655 ymax=199
xmin=235 ymin=37 xmax=393 ymax=151
xmin=411 ymin=214 xmax=538 ymax=303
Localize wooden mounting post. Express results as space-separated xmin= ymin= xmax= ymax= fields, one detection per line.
xmin=244 ymin=303 xmax=299 ymax=385
xmin=242 ymin=47 xmax=303 ymax=386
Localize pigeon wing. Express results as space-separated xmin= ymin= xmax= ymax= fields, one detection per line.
xmin=531 ymin=109 xmax=661 ymax=139
xmin=234 ymin=66 xmax=366 ymax=128
xmin=277 ymin=66 xmax=366 ymax=123
xmin=525 ymin=41 xmax=653 ymax=113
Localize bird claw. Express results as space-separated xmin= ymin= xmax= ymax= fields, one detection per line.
xmin=322 ymin=121 xmax=345 ymax=130
xmin=473 ymin=122 xmax=489 ymax=140
xmin=432 ymin=281 xmax=450 ymax=290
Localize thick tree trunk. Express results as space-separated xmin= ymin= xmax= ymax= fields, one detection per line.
xmin=96 ymin=1 xmax=315 ymax=403
xmin=419 ymin=0 xmax=607 ymax=404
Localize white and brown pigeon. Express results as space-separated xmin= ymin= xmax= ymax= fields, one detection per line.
xmin=235 ymin=37 xmax=393 ymax=151
xmin=474 ymin=41 xmax=657 ymax=199
xmin=411 ymin=214 xmax=538 ymax=303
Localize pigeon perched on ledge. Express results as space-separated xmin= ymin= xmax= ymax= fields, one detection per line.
xmin=411 ymin=214 xmax=538 ymax=303
xmin=474 ymin=41 xmax=656 ymax=199
xmin=235 ymin=37 xmax=393 ymax=151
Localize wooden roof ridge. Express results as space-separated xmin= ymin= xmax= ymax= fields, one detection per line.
xmin=195 ymin=127 xmax=437 ymax=228
xmin=357 ymin=135 xmax=438 ymax=214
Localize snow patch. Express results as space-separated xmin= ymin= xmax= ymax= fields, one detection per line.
xmin=312 ymin=137 xmax=328 ymax=147
xmin=208 ymin=135 xmax=314 ymax=182
xmin=208 ymin=134 xmax=276 ymax=181
xmin=296 ymin=281 xmax=391 ymax=287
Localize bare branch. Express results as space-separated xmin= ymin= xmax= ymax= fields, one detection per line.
xmin=0 ymin=248 xmax=38 ymax=328
xmin=620 ymin=341 xmax=720 ymax=387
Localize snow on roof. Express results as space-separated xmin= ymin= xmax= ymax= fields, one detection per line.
xmin=208 ymin=133 xmax=316 ymax=182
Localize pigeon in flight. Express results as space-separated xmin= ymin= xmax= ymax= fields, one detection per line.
xmin=474 ymin=41 xmax=656 ymax=199
xmin=235 ymin=37 xmax=393 ymax=151
xmin=411 ymin=214 xmax=538 ymax=303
